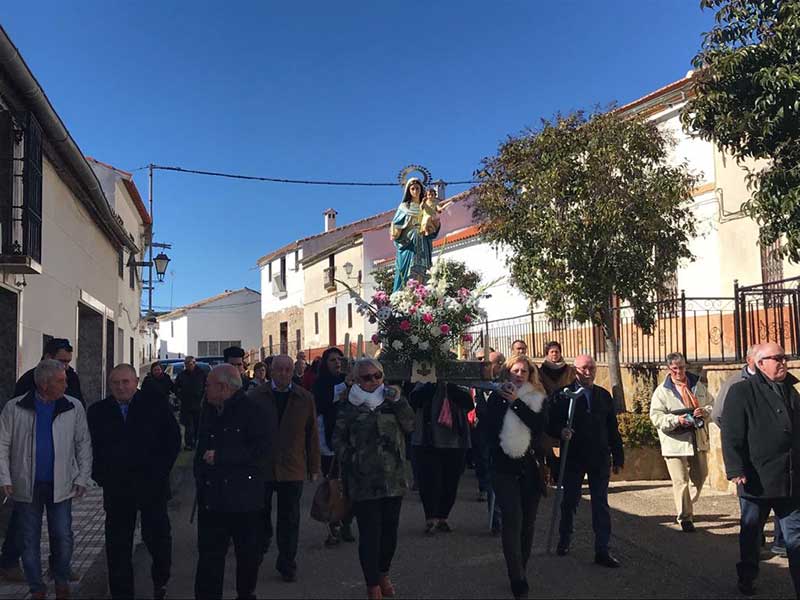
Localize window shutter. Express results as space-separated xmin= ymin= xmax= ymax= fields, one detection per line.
xmin=22 ymin=112 xmax=43 ymax=263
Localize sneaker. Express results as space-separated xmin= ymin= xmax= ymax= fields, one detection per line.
xmin=424 ymin=521 xmax=437 ymax=535
xmin=324 ymin=533 xmax=341 ymax=547
xmin=436 ymin=520 xmax=453 ymax=533
xmin=556 ymin=540 xmax=570 ymax=556
xmin=154 ymin=585 xmax=168 ymax=600
xmin=680 ymin=521 xmax=696 ymax=533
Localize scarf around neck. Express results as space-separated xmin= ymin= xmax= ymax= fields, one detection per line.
xmin=348 ymin=384 xmax=386 ymax=411
xmin=672 ymin=377 xmax=699 ymax=410
xmin=499 ymin=382 xmax=546 ymax=459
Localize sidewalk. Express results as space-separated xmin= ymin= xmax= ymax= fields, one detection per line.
xmin=0 ymin=484 xmax=105 ymax=599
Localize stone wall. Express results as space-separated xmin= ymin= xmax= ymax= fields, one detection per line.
xmin=262 ymin=306 xmax=304 ymax=356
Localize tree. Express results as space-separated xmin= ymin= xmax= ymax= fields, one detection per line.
xmin=473 ymin=109 xmax=699 ymax=405
xmin=682 ymin=0 xmax=800 ymax=260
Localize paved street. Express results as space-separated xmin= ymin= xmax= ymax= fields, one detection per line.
xmin=75 ymin=462 xmax=795 ymax=599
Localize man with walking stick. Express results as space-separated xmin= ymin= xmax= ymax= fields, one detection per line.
xmin=547 ymin=354 xmax=624 ymax=567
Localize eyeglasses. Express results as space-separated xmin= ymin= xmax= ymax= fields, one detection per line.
xmin=359 ymin=372 xmax=384 ymax=383
xmin=761 ymin=354 xmax=788 ymax=363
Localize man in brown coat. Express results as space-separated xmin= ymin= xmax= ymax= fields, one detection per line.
xmin=249 ymin=354 xmax=320 ymax=582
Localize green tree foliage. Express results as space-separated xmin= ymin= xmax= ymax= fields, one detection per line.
xmin=473 ymin=110 xmax=699 ymax=403
xmin=371 ymin=267 xmax=395 ymax=293
xmin=683 ymin=0 xmax=800 ymax=260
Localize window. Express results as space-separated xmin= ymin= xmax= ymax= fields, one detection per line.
xmin=129 ymin=337 xmax=134 ymax=364
xmin=314 ymin=312 xmax=319 ymax=335
xmin=760 ymin=238 xmax=783 ymax=285
xmin=328 ymin=254 xmax=335 ymax=269
xmin=0 ymin=111 xmax=43 ymax=263
xmin=347 ymin=303 xmax=353 ymax=328
xmin=197 ymin=340 xmax=242 ymax=356
xmin=268 ymin=262 xmax=272 ymax=282
xmin=170 ymin=321 xmax=174 ymax=337
xmin=268 ymin=335 xmax=273 ymax=354
xmin=280 ymin=256 xmax=287 ymax=283
xmin=294 ymin=249 xmax=300 ymax=271
xmin=118 ymin=249 xmax=124 ymax=278
xmin=129 ymin=253 xmax=135 ymax=290
xmin=295 ymin=329 xmax=302 ymax=353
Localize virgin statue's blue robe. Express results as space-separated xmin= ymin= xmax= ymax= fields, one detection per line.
xmin=391 ymin=201 xmax=440 ymax=292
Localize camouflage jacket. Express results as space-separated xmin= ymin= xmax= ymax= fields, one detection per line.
xmin=332 ymin=388 xmax=415 ymax=503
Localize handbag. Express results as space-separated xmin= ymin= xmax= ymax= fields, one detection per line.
xmin=310 ymin=457 xmax=351 ymax=523
xmin=437 ymin=394 xmax=454 ymax=429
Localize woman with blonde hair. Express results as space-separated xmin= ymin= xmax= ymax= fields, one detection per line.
xmin=484 ymin=355 xmax=548 ymax=599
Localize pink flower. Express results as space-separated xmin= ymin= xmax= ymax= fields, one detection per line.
xmin=407 ymin=279 xmax=419 ymax=289
xmin=399 ymin=320 xmax=412 ymax=331
xmin=371 ymin=334 xmax=381 ymax=344
xmin=463 ymin=333 xmax=473 ymax=342
xmin=440 ymin=324 xmax=451 ymax=335
xmin=408 ymin=306 xmax=417 ymax=314
xmin=422 ymin=313 xmax=434 ymax=324
xmin=464 ymin=314 xmax=472 ymax=323
xmin=458 ymin=287 xmax=470 ymax=298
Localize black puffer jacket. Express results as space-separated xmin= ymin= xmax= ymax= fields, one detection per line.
xmin=194 ymin=389 xmax=272 ymax=512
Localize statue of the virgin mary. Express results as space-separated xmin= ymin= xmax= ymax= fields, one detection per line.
xmin=390 ymin=177 xmax=440 ymax=292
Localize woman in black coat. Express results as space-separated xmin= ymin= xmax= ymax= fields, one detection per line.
xmin=311 ymin=347 xmax=353 ymax=546
xmin=483 ymin=355 xmax=548 ymax=600
xmin=141 ymin=361 xmax=174 ymax=406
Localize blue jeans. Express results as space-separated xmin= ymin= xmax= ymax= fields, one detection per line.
xmin=559 ymin=464 xmax=611 ymax=554
xmin=17 ymin=482 xmax=73 ymax=594
xmin=738 ymin=495 xmax=800 ymax=594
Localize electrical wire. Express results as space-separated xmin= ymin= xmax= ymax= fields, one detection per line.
xmin=138 ymin=164 xmax=475 ymax=188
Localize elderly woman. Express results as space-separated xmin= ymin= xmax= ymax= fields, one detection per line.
xmin=650 ymin=352 xmax=713 ymax=532
xmin=484 ymin=355 xmax=548 ymax=600
xmin=141 ymin=361 xmax=174 ymax=405
xmin=333 ymin=358 xmax=415 ymax=600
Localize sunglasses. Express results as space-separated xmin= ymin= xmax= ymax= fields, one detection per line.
xmin=359 ymin=372 xmax=384 ymax=383
xmin=761 ymin=354 xmax=788 ymax=363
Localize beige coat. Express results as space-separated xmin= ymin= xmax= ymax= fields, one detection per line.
xmin=650 ymin=374 xmax=713 ymax=457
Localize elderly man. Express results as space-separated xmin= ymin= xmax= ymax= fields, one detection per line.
xmin=249 ymin=354 xmax=320 ymax=583
xmin=548 ymin=354 xmax=623 ymax=567
xmin=87 ymin=364 xmax=181 ymax=600
xmin=0 ymin=360 xmax=91 ymax=600
xmin=723 ymin=343 xmax=800 ymax=596
xmin=194 ymin=364 xmax=272 ymax=600
xmin=175 ymin=356 xmax=206 ymax=450
xmin=510 ymin=340 xmax=528 ymax=357
xmin=650 ymin=352 xmax=713 ymax=532
xmin=712 ymin=344 xmax=760 ymax=428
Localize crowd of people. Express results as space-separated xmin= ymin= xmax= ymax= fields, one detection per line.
xmin=0 ymin=336 xmax=797 ymax=599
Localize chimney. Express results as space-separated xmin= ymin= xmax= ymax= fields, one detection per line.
xmin=323 ymin=208 xmax=338 ymax=232
xmin=432 ymin=179 xmax=446 ymax=203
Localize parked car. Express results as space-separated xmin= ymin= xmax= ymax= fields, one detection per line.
xmin=196 ymin=356 xmax=225 ymax=366
xmin=165 ymin=361 xmax=211 ymax=382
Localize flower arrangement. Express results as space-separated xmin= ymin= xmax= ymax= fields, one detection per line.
xmin=353 ymin=260 xmax=489 ymax=366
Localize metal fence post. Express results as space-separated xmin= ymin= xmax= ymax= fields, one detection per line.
xmin=680 ymin=289 xmax=687 ymax=359
xmin=484 ymin=319 xmax=490 ymax=354
xmin=733 ymin=279 xmax=741 ymax=361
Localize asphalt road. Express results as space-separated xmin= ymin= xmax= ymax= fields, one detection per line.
xmin=88 ymin=459 xmax=796 ymax=599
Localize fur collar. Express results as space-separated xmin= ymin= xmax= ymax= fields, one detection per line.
xmin=348 ymin=384 xmax=386 ymax=411
xmin=499 ymin=383 xmax=546 ymax=458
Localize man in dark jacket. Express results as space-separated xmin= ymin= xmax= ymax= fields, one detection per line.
xmin=194 ymin=364 xmax=272 ymax=600
xmin=722 ymin=342 xmax=800 ymax=596
xmin=548 ymin=354 xmax=623 ymax=568
xmin=175 ymin=356 xmax=206 ymax=450
xmin=248 ymin=354 xmax=320 ymax=582
xmin=87 ymin=364 xmax=181 ymax=600
xmin=14 ymin=338 xmax=83 ymax=404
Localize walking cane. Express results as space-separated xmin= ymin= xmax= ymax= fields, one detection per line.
xmin=544 ymin=386 xmax=584 ymax=554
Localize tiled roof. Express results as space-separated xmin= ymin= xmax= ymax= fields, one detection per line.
xmin=85 ymin=156 xmax=151 ymax=226
xmin=157 ymin=287 xmax=260 ymax=321
xmin=614 ymin=73 xmax=695 ymax=117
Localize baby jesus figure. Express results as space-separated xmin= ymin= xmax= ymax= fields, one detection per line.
xmin=420 ymin=187 xmax=442 ymax=236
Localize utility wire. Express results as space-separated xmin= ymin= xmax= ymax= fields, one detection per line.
xmin=138 ymin=164 xmax=476 ymax=188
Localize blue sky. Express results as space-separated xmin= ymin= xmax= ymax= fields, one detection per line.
xmin=3 ymin=2 xmax=714 ymax=310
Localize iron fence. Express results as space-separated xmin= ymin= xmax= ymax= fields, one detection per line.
xmin=467 ymin=292 xmax=738 ymax=365
xmin=735 ymin=276 xmax=800 ymax=358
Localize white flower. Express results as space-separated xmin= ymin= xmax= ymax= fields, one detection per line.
xmin=418 ymin=341 xmax=430 ymax=351
xmin=377 ymin=307 xmax=392 ymax=320
xmin=440 ymin=340 xmax=450 ymax=352
xmin=429 ymin=324 xmax=442 ymax=337
xmin=409 ymin=335 xmax=420 ymax=345
xmin=391 ymin=340 xmax=404 ymax=351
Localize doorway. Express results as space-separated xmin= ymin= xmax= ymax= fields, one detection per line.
xmin=77 ymin=303 xmax=103 ymax=405
xmin=328 ymin=307 xmax=337 ymax=347
xmin=0 ymin=287 xmax=18 ymax=402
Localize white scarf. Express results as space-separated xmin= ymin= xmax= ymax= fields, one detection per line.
xmin=348 ymin=384 xmax=386 ymax=411
xmin=499 ymin=382 xmax=546 ymax=459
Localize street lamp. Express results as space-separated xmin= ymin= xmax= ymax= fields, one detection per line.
xmin=153 ymin=252 xmax=171 ymax=282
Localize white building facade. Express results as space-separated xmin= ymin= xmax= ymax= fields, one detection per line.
xmin=157 ymin=288 xmax=261 ymax=359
